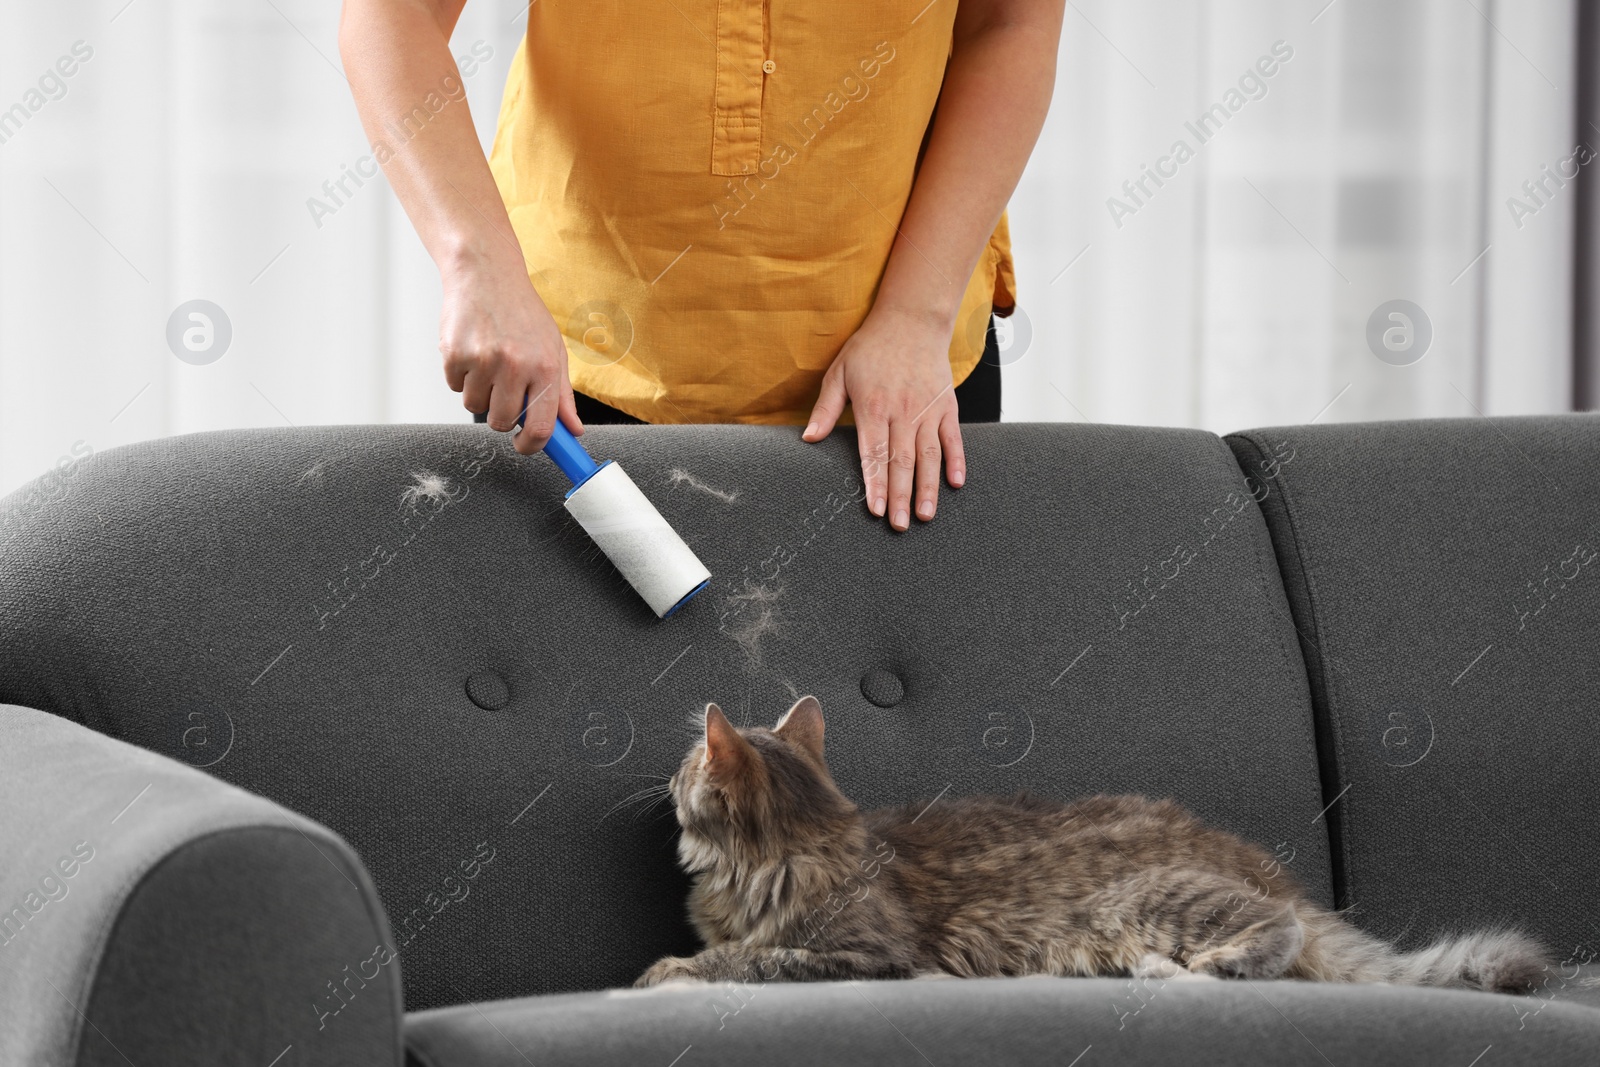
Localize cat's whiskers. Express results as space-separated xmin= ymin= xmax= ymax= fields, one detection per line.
xmin=601 ymin=783 xmax=673 ymax=823
xmin=633 ymin=789 xmax=680 ymax=823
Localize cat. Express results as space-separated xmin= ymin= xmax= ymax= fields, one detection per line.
xmin=634 ymin=695 xmax=1552 ymax=993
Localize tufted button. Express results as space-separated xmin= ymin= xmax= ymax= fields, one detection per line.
xmin=762 ymin=59 xmax=776 ymax=74
xmin=860 ymin=668 xmax=904 ymax=708
xmin=465 ymin=671 xmax=510 ymax=711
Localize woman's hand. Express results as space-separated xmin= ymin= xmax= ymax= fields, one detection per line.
xmin=803 ymin=307 xmax=966 ymax=531
xmin=439 ymin=250 xmax=582 ymax=454
xmin=796 ymin=0 xmax=1063 ymax=531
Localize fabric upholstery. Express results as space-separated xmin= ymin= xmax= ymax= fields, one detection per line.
xmin=406 ymin=971 xmax=1600 ymax=1067
xmin=0 ymin=423 xmax=1331 ymax=1010
xmin=1227 ymin=416 xmax=1600 ymax=961
xmin=0 ymin=704 xmax=401 ymax=1067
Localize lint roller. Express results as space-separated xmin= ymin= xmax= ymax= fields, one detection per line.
xmin=535 ymin=420 xmax=712 ymax=619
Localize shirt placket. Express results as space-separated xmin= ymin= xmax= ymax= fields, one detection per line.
xmin=710 ymin=0 xmax=766 ymax=175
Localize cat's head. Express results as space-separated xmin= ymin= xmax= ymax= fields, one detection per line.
xmin=668 ymin=695 xmax=858 ymax=860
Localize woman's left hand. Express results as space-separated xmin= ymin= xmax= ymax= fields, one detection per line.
xmin=803 ymin=307 xmax=966 ymax=531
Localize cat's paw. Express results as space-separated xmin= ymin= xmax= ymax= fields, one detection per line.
xmin=635 ymin=956 xmax=707 ymax=988
xmin=1131 ymin=953 xmax=1184 ymax=980
xmin=1133 ymin=953 xmax=1215 ymax=981
xmin=1187 ymin=946 xmax=1277 ymax=980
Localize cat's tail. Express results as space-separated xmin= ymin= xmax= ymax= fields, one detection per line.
xmin=1296 ymin=911 xmax=1552 ymax=993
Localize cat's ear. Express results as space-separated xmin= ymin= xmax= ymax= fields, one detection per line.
xmin=703 ymin=703 xmax=752 ymax=779
xmin=774 ymin=695 xmax=825 ymax=761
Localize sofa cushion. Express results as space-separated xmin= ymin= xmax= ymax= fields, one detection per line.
xmin=1227 ymin=415 xmax=1600 ymax=961
xmin=0 ymin=423 xmax=1330 ymax=1009
xmin=405 ymin=971 xmax=1600 ymax=1067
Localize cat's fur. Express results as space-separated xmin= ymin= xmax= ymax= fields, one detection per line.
xmin=635 ymin=696 xmax=1552 ymax=993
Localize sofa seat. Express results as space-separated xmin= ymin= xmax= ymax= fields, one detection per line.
xmin=406 ymin=971 xmax=1600 ymax=1067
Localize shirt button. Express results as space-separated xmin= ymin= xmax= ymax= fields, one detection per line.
xmin=762 ymin=59 xmax=776 ymax=74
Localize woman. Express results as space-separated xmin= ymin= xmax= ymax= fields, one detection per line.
xmin=339 ymin=0 xmax=1062 ymax=530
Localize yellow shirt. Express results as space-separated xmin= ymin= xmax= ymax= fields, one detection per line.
xmin=487 ymin=0 xmax=1016 ymax=425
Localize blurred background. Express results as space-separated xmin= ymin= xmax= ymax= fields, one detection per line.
xmin=0 ymin=0 xmax=1592 ymax=496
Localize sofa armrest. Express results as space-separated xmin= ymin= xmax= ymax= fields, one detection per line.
xmin=0 ymin=704 xmax=403 ymax=1067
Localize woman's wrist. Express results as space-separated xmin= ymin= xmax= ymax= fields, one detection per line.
xmin=864 ymin=298 xmax=960 ymax=341
xmin=437 ymin=230 xmax=527 ymax=286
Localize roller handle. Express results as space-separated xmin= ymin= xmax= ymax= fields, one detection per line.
xmin=514 ymin=395 xmax=600 ymax=488
xmin=543 ymin=422 xmax=600 ymax=486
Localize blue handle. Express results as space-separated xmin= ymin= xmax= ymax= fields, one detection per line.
xmin=514 ymin=393 xmax=602 ymax=488
xmin=515 ymin=395 xmax=601 ymax=486
xmin=542 ymin=422 xmax=599 ymax=486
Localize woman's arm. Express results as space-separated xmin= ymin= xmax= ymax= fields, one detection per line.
xmin=804 ymin=0 xmax=1063 ymax=530
xmin=338 ymin=0 xmax=580 ymax=451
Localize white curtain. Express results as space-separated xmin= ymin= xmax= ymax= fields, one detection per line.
xmin=0 ymin=0 xmax=1577 ymax=497
xmin=1007 ymin=0 xmax=1577 ymax=427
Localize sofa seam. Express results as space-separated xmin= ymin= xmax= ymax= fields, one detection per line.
xmin=1214 ymin=432 xmax=1335 ymax=907
xmin=1261 ymin=431 xmax=1357 ymax=907
xmin=1227 ymin=430 xmax=1356 ymax=910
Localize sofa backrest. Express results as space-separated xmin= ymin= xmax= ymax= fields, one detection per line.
xmin=0 ymin=423 xmax=1332 ymax=1009
xmin=1228 ymin=415 xmax=1600 ymax=962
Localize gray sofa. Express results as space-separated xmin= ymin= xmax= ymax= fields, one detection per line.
xmin=1 ymin=417 xmax=1596 ymax=1066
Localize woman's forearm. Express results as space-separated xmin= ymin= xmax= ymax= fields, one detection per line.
xmin=873 ymin=0 xmax=1064 ymax=331
xmin=337 ymin=0 xmax=521 ymax=279
xmin=339 ymin=0 xmax=579 ymax=451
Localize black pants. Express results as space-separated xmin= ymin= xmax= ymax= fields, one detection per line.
xmin=474 ymin=314 xmax=1002 ymax=426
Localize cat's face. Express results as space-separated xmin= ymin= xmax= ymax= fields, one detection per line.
xmin=668 ymin=695 xmax=851 ymax=853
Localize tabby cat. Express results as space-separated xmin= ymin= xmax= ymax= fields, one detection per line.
xmin=635 ymin=696 xmax=1550 ymax=993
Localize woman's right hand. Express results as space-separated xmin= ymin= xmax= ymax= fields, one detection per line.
xmin=439 ymin=251 xmax=583 ymax=455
